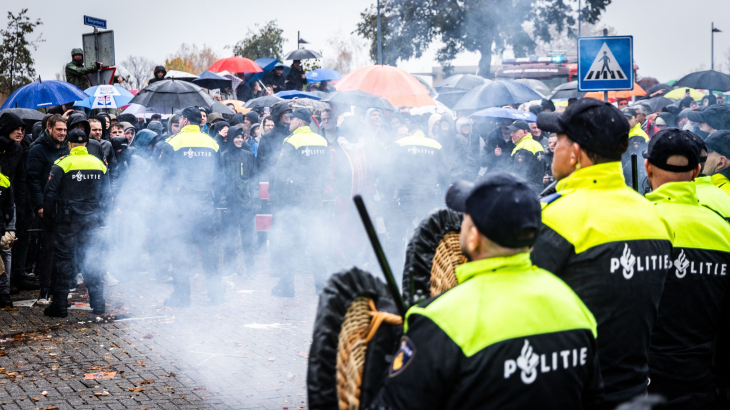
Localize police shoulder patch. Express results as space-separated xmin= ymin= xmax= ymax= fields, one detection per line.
xmin=540 ymin=192 xmax=562 ymax=205
xmin=389 ymin=336 xmax=416 ymax=377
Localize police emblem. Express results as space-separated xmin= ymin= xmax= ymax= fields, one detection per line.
xmin=389 ymin=336 xmax=416 ymax=377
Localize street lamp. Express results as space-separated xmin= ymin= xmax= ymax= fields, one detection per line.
xmin=712 ymin=22 xmax=722 ymax=70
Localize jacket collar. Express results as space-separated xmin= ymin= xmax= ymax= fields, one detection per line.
xmin=178 ymin=125 xmax=203 ymax=135
xmin=514 ymin=133 xmax=534 ymax=149
xmin=556 ymin=161 xmax=626 ymax=193
xmin=695 ymin=175 xmax=713 ymax=187
xmin=645 ymin=181 xmax=699 ymax=206
xmin=712 ymin=173 xmax=730 ymax=187
xmin=69 ymin=146 xmax=89 ymax=156
xmin=455 ymin=253 xmax=533 ymax=283
xmin=291 ymin=126 xmax=311 ymax=135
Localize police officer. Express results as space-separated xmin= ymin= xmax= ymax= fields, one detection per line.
xmin=42 ymin=129 xmax=109 ymax=317
xmin=388 ymin=125 xmax=449 ymax=273
xmin=641 ymin=129 xmax=730 ymax=408
xmin=156 ymin=106 xmax=223 ymax=306
xmin=704 ymin=130 xmax=730 ymax=198
xmin=508 ymin=120 xmax=545 ymax=193
xmin=371 ymin=173 xmax=602 ymax=410
xmin=270 ymin=108 xmax=330 ymax=297
xmin=689 ymin=132 xmax=730 ymax=221
xmin=532 ymin=99 xmax=673 ymax=408
xmin=621 ymin=107 xmax=650 ymax=193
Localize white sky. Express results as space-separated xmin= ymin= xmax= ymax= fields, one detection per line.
xmin=24 ymin=0 xmax=730 ymax=86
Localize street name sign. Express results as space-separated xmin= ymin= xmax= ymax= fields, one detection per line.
xmin=83 ymin=16 xmax=107 ymax=29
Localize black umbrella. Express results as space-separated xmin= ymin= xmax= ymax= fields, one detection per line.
xmin=193 ymin=70 xmax=232 ymax=90
xmin=675 ymin=70 xmax=730 ymax=92
xmin=646 ymin=83 xmax=674 ymax=95
xmin=210 ymin=101 xmax=235 ymax=115
xmin=636 ymin=96 xmax=674 ymax=113
xmin=323 ymin=90 xmax=394 ymax=110
xmin=435 ymin=90 xmax=469 ymax=109
xmin=550 ymin=81 xmax=586 ymax=99
xmin=435 ymin=74 xmax=487 ymax=93
xmin=244 ymin=95 xmax=283 ymax=109
xmin=283 ymin=49 xmax=323 ymax=60
xmin=452 ymin=81 xmax=543 ymax=111
xmin=0 ymin=108 xmax=44 ymax=131
xmin=129 ymin=79 xmax=217 ymax=109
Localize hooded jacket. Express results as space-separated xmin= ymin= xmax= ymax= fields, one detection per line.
xmin=285 ymin=64 xmax=308 ymax=91
xmin=148 ymin=66 xmax=167 ymax=85
xmin=0 ymin=112 xmax=27 ymax=210
xmin=26 ymin=132 xmax=70 ymax=211
xmin=220 ymin=126 xmax=256 ymax=208
xmin=436 ymin=112 xmax=475 ymax=181
xmin=256 ymin=103 xmax=291 ymax=182
xmin=210 ymin=121 xmax=230 ymax=151
xmin=263 ymin=69 xmax=286 ymax=92
xmin=65 ymin=48 xmax=97 ymax=90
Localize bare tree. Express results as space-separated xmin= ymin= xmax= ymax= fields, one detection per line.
xmin=323 ymin=30 xmax=371 ymax=74
xmin=524 ymin=21 xmax=617 ymax=57
xmin=119 ymin=56 xmax=156 ymax=90
xmin=54 ymin=65 xmax=65 ymax=81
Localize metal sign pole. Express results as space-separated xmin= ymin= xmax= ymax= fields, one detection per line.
xmin=94 ymin=27 xmax=101 ymax=86
xmin=603 ymin=28 xmax=608 ymax=103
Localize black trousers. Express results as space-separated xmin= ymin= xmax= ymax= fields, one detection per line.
xmin=51 ymin=222 xmax=103 ymax=296
xmin=222 ymin=206 xmax=255 ymax=273
xmin=11 ymin=209 xmax=30 ymax=280
xmin=37 ymin=220 xmax=55 ymax=290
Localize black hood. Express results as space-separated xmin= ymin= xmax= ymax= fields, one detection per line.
xmin=67 ymin=113 xmax=90 ymax=137
xmin=111 ymin=136 xmax=129 ymax=153
xmin=0 ymin=112 xmax=24 ymax=138
xmin=245 ymin=111 xmax=260 ymax=125
xmin=227 ymin=126 xmax=252 ymax=151
xmin=117 ymin=114 xmax=139 ymax=130
xmin=229 ymin=113 xmax=246 ymax=127
xmin=93 ymin=113 xmax=111 ymax=139
xmin=153 ymin=65 xmax=167 ymax=77
xmin=270 ymin=102 xmax=292 ymax=127
xmin=211 ymin=121 xmax=230 ymax=137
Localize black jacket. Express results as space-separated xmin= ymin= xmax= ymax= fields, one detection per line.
xmin=26 ymin=134 xmax=69 ymax=211
xmin=220 ymin=126 xmax=256 ymax=208
xmin=256 ymin=103 xmax=291 ymax=182
xmin=235 ymin=83 xmax=254 ymax=102
xmin=262 ymin=71 xmax=286 ymax=93
xmin=480 ymin=127 xmax=515 ymax=172
xmin=43 ymin=146 xmax=109 ymax=225
xmin=148 ymin=66 xmax=167 ymax=85
xmin=0 ymin=113 xmax=28 ymax=212
xmin=285 ymin=66 xmax=307 ymax=91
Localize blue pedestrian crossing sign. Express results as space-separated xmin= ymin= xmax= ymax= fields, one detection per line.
xmin=578 ymin=36 xmax=633 ymax=92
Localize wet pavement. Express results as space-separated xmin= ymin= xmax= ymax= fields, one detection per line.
xmin=0 ymin=254 xmax=321 ymax=410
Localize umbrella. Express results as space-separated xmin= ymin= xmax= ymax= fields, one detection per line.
xmin=121 ymin=104 xmax=174 ymax=116
xmin=128 ymin=79 xmax=217 ymax=109
xmin=637 ymin=77 xmax=660 ymax=90
xmin=0 ymin=107 xmax=45 ymax=121
xmin=435 ymin=90 xmax=469 ymax=109
xmin=244 ymin=95 xmax=283 ymax=109
xmin=675 ymin=69 xmax=730 ymax=92
xmin=274 ymin=98 xmax=330 ymax=112
xmin=305 ymin=69 xmax=342 ymax=83
xmin=208 ymin=56 xmax=263 ymax=74
xmin=246 ymin=58 xmax=288 ymax=85
xmin=336 ymin=65 xmax=435 ymax=107
xmin=470 ymin=107 xmax=537 ymax=122
xmin=646 ymin=83 xmax=674 ymax=96
xmin=1 ymin=80 xmax=88 ymax=110
xmin=512 ymin=79 xmax=551 ymax=98
xmin=74 ymin=85 xmax=134 ymax=109
xmin=276 ymin=90 xmax=321 ymax=100
xmin=550 ymin=81 xmax=585 ymax=99
xmin=323 ymin=90 xmax=394 ymax=110
xmin=283 ymin=49 xmax=323 ymax=60
xmin=435 ymin=74 xmax=488 ymax=92
xmin=220 ymin=99 xmax=249 ymax=114
xmin=635 ymin=96 xmax=674 ymax=113
xmin=452 ymin=81 xmax=544 ymax=111
xmin=664 ymin=87 xmax=707 ymax=101
xmin=210 ymin=101 xmax=236 ymax=115
xmin=584 ymin=83 xmax=646 ymax=100
xmin=193 ymin=70 xmax=232 ymax=90
xmin=164 ymin=70 xmax=198 ymax=81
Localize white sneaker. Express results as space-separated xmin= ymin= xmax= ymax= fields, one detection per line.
xmin=102 ymin=272 xmax=119 ymax=286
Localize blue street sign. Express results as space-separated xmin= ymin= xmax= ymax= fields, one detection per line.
xmin=578 ymin=36 xmax=633 ymax=91
xmin=83 ymin=15 xmax=107 ymax=29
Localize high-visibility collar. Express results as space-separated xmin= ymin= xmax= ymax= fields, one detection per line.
xmin=69 ymin=146 xmax=89 ymax=156
xmin=291 ymin=126 xmax=312 ymax=136
xmin=511 ymin=133 xmax=542 ymax=155
xmin=695 ymin=175 xmax=713 ymax=188
xmin=178 ymin=125 xmax=204 ymax=135
xmin=555 ymin=161 xmax=626 ymax=193
xmin=455 ymin=253 xmax=533 ymax=284
xmin=645 ymin=181 xmax=698 ymax=206
xmin=629 ymin=122 xmax=649 ymax=142
xmin=712 ymin=173 xmax=730 ymax=188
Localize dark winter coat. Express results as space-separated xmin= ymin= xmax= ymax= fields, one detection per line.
xmin=0 ymin=112 xmax=27 ymax=213
xmin=148 ymin=66 xmax=167 ymax=85
xmin=262 ymin=70 xmax=286 ymax=93
xmin=221 ymin=126 xmax=256 ymax=209
xmin=26 ymin=134 xmax=70 ymax=211
xmin=285 ymin=65 xmax=308 ymax=91
xmin=235 ymin=83 xmax=254 ymax=102
xmin=255 ymin=103 xmax=291 ymax=182
xmin=480 ymin=126 xmax=515 ymax=172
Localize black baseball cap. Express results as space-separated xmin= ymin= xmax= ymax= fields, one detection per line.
xmin=507 ymin=120 xmax=530 ymax=132
xmin=705 ymin=130 xmax=730 ymax=157
xmin=285 ymin=108 xmax=312 ymax=123
xmin=686 ymin=104 xmax=730 ymax=130
xmin=67 ymin=128 xmax=89 ymax=144
xmin=537 ymin=98 xmax=630 ymax=159
xmin=181 ymin=106 xmax=203 ymax=124
xmin=643 ymin=128 xmax=700 ymax=172
xmin=621 ymin=107 xmax=637 ymax=118
xmin=445 ymin=172 xmax=541 ymax=249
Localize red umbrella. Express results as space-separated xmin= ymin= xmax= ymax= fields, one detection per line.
xmin=208 ymin=57 xmax=263 ymax=74
xmin=336 ymin=65 xmax=435 ymax=107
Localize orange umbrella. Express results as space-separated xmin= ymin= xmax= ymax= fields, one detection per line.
xmin=336 ymin=65 xmax=435 ymax=107
xmin=220 ymin=100 xmax=250 ymax=114
xmin=584 ymin=83 xmax=646 ymax=100
xmin=209 ymin=57 xmax=263 ymax=74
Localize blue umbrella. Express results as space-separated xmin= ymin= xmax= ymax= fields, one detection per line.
xmin=246 ymin=58 xmax=291 ymax=84
xmin=470 ymin=107 xmax=537 ymax=122
xmin=305 ymin=69 xmax=342 ymax=83
xmin=452 ymin=81 xmax=544 ymax=111
xmin=1 ymin=79 xmax=88 ymax=110
xmin=74 ymin=85 xmax=134 ymax=109
xmin=275 ymin=90 xmax=321 ymax=100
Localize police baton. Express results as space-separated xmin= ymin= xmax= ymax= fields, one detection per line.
xmin=353 ymin=195 xmax=407 ymax=318
xmin=631 ymin=153 xmax=639 ymax=192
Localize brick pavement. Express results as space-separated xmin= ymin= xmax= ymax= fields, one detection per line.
xmin=0 ymin=254 xmax=322 ymax=410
